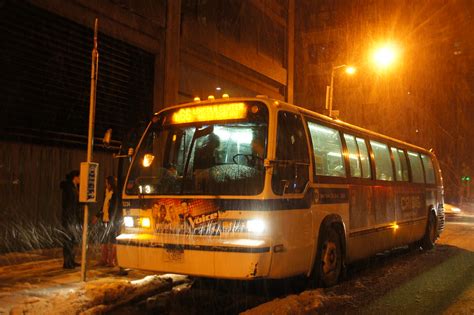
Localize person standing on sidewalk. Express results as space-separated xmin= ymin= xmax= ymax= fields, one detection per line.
xmin=96 ymin=176 xmax=119 ymax=266
xmin=60 ymin=170 xmax=82 ymax=269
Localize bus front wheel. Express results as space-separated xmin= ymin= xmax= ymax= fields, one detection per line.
xmin=314 ymin=227 xmax=342 ymax=287
xmin=420 ymin=212 xmax=437 ymax=250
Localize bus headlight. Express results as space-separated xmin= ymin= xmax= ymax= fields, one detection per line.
xmin=124 ymin=216 xmax=134 ymax=228
xmin=247 ymin=219 xmax=266 ymax=234
xmin=140 ymin=217 xmax=151 ymax=228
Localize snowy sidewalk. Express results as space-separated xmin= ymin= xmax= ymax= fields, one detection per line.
xmin=0 ymin=250 xmax=188 ymax=315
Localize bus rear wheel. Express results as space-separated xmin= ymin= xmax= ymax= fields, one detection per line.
xmin=420 ymin=212 xmax=437 ymax=250
xmin=314 ymin=227 xmax=342 ymax=287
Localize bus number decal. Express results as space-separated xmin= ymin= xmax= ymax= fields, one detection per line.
xmin=313 ymin=188 xmax=349 ymax=204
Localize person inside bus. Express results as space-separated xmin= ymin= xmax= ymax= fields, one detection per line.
xmin=194 ymin=133 xmax=220 ymax=170
xmin=249 ymin=133 xmax=265 ymax=170
xmin=193 ymin=133 xmax=220 ymax=191
xmin=60 ymin=170 xmax=82 ymax=269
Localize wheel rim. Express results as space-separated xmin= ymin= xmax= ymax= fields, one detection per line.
xmin=322 ymin=241 xmax=338 ymax=276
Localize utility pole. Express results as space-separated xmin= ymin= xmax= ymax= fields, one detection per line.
xmin=80 ymin=18 xmax=99 ymax=282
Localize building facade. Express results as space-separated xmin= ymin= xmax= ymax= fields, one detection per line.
xmin=0 ymin=0 xmax=296 ymax=251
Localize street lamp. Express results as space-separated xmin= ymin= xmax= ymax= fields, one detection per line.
xmin=372 ymin=43 xmax=399 ymax=70
xmin=325 ymin=64 xmax=356 ymax=117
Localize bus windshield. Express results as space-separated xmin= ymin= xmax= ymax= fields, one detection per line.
xmin=125 ymin=102 xmax=268 ymax=196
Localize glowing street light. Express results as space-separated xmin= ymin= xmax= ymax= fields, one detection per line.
xmin=326 ymin=64 xmax=356 ymax=117
xmin=372 ymin=43 xmax=399 ymax=69
xmin=345 ymin=66 xmax=357 ymax=75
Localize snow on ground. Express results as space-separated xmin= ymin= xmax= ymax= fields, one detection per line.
xmin=242 ymin=289 xmax=352 ymax=315
xmin=0 ymin=248 xmax=188 ymax=315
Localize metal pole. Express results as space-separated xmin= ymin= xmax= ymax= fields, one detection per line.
xmin=325 ymin=85 xmax=330 ymax=111
xmin=328 ymin=68 xmax=335 ymax=117
xmin=81 ymin=18 xmax=99 ymax=282
xmin=328 ymin=64 xmax=348 ymax=118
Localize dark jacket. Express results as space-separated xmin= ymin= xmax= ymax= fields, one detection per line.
xmin=60 ymin=179 xmax=81 ymax=226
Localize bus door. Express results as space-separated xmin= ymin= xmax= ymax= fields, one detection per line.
xmin=269 ymin=111 xmax=312 ymax=275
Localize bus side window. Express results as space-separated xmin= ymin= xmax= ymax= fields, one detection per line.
xmin=391 ymin=147 xmax=409 ymax=181
xmin=307 ymin=121 xmax=346 ymax=177
xmin=272 ymin=112 xmax=310 ymax=195
xmin=370 ymin=140 xmax=394 ymax=181
xmin=421 ymin=154 xmax=436 ymax=184
xmin=343 ymin=134 xmax=362 ymax=178
xmin=356 ymin=137 xmax=371 ymax=179
xmin=407 ymin=151 xmax=425 ymax=183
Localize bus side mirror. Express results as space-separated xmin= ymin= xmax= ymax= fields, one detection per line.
xmin=113 ymin=147 xmax=134 ymax=159
xmin=103 ymin=128 xmax=112 ymax=148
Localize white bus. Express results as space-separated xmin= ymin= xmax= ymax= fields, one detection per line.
xmin=116 ymin=97 xmax=444 ymax=286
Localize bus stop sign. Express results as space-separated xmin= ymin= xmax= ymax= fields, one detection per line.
xmin=79 ymin=162 xmax=99 ymax=202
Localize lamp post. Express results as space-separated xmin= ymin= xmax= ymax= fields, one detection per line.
xmin=324 ymin=43 xmax=398 ymax=118
xmin=325 ymin=65 xmax=356 ymax=117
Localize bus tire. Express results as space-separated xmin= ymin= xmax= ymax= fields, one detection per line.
xmin=420 ymin=212 xmax=437 ymax=250
xmin=313 ymin=227 xmax=342 ymax=287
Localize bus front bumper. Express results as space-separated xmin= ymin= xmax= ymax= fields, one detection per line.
xmin=116 ymin=233 xmax=272 ymax=279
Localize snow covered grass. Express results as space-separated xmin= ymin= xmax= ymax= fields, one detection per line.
xmin=1 ymin=271 xmax=188 ymax=315
xmin=0 ymin=251 xmax=189 ymax=315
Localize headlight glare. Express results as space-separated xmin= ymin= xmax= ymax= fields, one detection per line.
xmin=247 ymin=219 xmax=266 ymax=234
xmin=140 ymin=217 xmax=151 ymax=228
xmin=124 ymin=216 xmax=134 ymax=228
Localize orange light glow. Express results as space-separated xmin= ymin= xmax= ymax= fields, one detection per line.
xmin=392 ymin=223 xmax=399 ymax=230
xmin=171 ymin=103 xmax=247 ymax=124
xmin=372 ymin=43 xmax=398 ymax=69
xmin=142 ymin=154 xmax=154 ymax=167
xmin=345 ymin=66 xmax=356 ymax=74
xmin=140 ymin=217 xmax=151 ymax=228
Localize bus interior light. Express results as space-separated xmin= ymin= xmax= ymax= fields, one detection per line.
xmin=247 ymin=219 xmax=266 ymax=234
xmin=327 ymin=152 xmax=342 ymax=157
xmin=124 ymin=216 xmax=134 ymax=228
xmin=193 ymin=96 xmax=201 ymax=102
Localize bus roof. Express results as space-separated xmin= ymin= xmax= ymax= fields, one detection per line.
xmin=156 ymin=96 xmax=433 ymax=156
